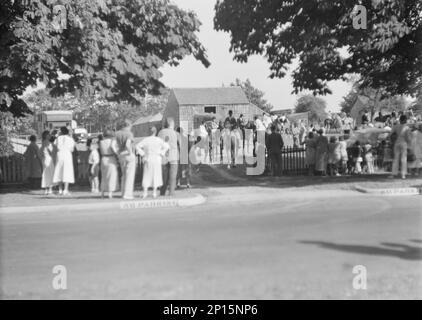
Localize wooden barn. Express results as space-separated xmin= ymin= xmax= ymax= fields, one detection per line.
xmin=162 ymin=87 xmax=264 ymax=132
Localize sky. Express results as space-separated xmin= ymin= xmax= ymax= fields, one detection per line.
xmin=161 ymin=0 xmax=353 ymax=112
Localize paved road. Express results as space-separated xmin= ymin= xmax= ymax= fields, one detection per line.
xmin=1 ymin=189 xmax=421 ymax=299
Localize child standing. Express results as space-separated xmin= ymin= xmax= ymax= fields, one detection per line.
xmin=87 ymin=139 xmax=100 ymax=194
xmin=338 ymin=136 xmax=348 ymax=175
xmin=364 ymin=143 xmax=375 ymax=174
xmin=328 ymin=136 xmax=342 ymax=176
xmin=352 ymin=141 xmax=363 ymax=174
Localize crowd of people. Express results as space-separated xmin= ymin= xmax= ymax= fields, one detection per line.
xmin=22 ymin=108 xmax=422 ymax=198
xmin=194 ymin=109 xmax=422 ymax=179
xmin=24 ymin=118 xmax=182 ymax=199
xmin=281 ymin=113 xmax=421 ymax=179
xmin=195 ymin=109 xmax=421 ymax=180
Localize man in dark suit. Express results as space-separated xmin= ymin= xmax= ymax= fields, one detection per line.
xmin=267 ymin=125 xmax=284 ymax=176
xmin=225 ymin=110 xmax=237 ymax=130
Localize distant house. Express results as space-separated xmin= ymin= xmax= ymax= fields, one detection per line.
xmin=163 ymin=87 xmax=264 ymax=132
xmin=131 ymin=113 xmax=163 ymax=138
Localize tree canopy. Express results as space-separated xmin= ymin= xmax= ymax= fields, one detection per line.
xmin=0 ymin=110 xmax=35 ymax=156
xmin=340 ymin=82 xmax=408 ymax=115
xmin=215 ymin=0 xmax=422 ymax=97
xmin=295 ymin=94 xmax=328 ymax=123
xmin=1 ymin=0 xmax=209 ymax=109
xmin=23 ymin=88 xmax=170 ymax=132
xmin=230 ymin=78 xmax=274 ymax=113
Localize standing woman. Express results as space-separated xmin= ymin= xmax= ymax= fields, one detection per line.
xmin=99 ymin=130 xmax=119 ymax=199
xmin=24 ymin=135 xmax=43 ymax=189
xmin=390 ymin=115 xmax=411 ymax=179
xmin=115 ymin=128 xmax=136 ymax=200
xmin=136 ymin=126 xmax=169 ymax=198
xmin=40 ymin=130 xmax=55 ymax=195
xmin=303 ymin=132 xmax=316 ymax=176
xmin=53 ymin=127 xmax=75 ymax=195
xmin=315 ymin=129 xmax=329 ymax=176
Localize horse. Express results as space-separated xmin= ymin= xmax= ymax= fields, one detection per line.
xmin=324 ymin=115 xmax=343 ymax=133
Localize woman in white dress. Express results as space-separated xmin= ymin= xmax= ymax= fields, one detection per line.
xmin=40 ymin=130 xmax=56 ymax=194
xmin=53 ymin=126 xmax=75 ymax=195
xmin=115 ymin=128 xmax=136 ymax=200
xmin=136 ymin=126 xmax=169 ymax=199
xmin=99 ymin=130 xmax=119 ymax=199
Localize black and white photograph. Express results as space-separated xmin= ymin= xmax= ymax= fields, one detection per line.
xmin=0 ymin=0 xmax=421 ymax=302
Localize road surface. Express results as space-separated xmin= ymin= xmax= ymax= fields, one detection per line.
xmin=1 ymin=189 xmax=421 ymax=299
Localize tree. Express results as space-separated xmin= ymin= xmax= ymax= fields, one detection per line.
xmin=1 ymin=0 xmax=209 ymax=109
xmin=230 ymin=78 xmax=273 ymax=113
xmin=340 ymin=82 xmax=408 ymax=116
xmin=0 ymin=111 xmax=35 ymax=156
xmin=295 ymin=94 xmax=328 ymax=124
xmin=0 ymin=98 xmax=32 ymax=118
xmin=340 ymin=91 xmax=358 ymax=115
xmin=215 ymin=0 xmax=422 ymax=97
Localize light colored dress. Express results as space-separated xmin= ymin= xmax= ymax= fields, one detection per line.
xmin=88 ymin=147 xmax=100 ymax=177
xmin=99 ymin=138 xmax=119 ymax=192
xmin=53 ymin=135 xmax=75 ymax=184
xmin=40 ymin=141 xmax=55 ymax=188
xmin=221 ymin=128 xmax=233 ymax=163
xmin=116 ymin=130 xmax=136 ymax=198
xmin=339 ymin=141 xmax=348 ymax=162
xmin=136 ymin=136 xmax=169 ymax=189
xmin=328 ymin=142 xmax=342 ymax=164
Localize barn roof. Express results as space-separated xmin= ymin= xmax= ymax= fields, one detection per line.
xmin=132 ymin=112 xmax=163 ymax=126
xmin=172 ymin=87 xmax=250 ymax=105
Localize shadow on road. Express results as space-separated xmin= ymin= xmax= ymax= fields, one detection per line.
xmin=410 ymin=239 xmax=422 ymax=244
xmin=299 ymin=240 xmax=422 ymax=261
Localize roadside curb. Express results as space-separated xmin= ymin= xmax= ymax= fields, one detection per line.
xmin=354 ymin=185 xmax=422 ymax=196
xmin=0 ymin=193 xmax=206 ymax=214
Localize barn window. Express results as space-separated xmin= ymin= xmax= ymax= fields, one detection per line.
xmin=204 ymin=106 xmax=216 ymax=114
